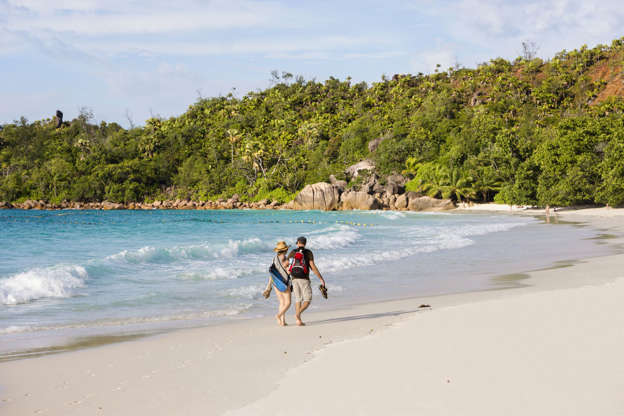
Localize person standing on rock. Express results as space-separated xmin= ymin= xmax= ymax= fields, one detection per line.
xmin=288 ymin=236 xmax=326 ymax=326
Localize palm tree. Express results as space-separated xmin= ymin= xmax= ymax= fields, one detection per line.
xmin=410 ymin=163 xmax=475 ymax=202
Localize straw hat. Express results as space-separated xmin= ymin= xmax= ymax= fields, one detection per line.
xmin=273 ymin=241 xmax=290 ymax=252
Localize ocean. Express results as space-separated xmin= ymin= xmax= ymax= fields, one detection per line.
xmin=0 ymin=209 xmax=609 ymax=357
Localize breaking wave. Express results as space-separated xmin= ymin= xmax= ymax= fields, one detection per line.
xmin=318 ymin=221 xmax=528 ymax=272
xmin=0 ymin=265 xmax=88 ymax=305
xmin=107 ymin=238 xmax=273 ymax=264
xmin=306 ymin=225 xmax=359 ymax=250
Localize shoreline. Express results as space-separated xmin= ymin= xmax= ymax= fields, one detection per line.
xmin=0 ymin=250 xmax=600 ymax=364
xmin=1 ymin=208 xmax=623 ymax=415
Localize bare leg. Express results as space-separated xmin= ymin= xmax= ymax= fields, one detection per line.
xmin=275 ymin=289 xmax=284 ymax=326
xmin=295 ymin=302 xmax=301 ymax=325
xmin=276 ymin=290 xmax=291 ymax=326
xmin=295 ymin=300 xmax=310 ymax=326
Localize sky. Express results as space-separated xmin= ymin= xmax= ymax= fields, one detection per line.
xmin=1 ymin=0 xmax=623 ymax=126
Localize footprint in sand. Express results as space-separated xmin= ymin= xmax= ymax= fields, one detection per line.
xmin=113 ymin=380 xmax=129 ymax=390
xmin=55 ymin=381 xmax=70 ymax=390
xmin=142 ymin=370 xmax=158 ymax=379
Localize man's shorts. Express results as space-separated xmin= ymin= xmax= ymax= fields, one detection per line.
xmin=292 ymin=278 xmax=312 ymax=302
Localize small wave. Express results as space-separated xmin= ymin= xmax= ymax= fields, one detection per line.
xmin=223 ymin=284 xmax=265 ymax=300
xmin=177 ymin=266 xmax=259 ymax=281
xmin=453 ymin=221 xmax=529 ymax=237
xmin=107 ymin=238 xmax=273 ymax=264
xmin=307 ymin=225 xmax=359 ymax=250
xmin=327 ymin=284 xmax=344 ymax=293
xmin=317 ymin=221 xmax=527 ymax=273
xmin=363 ymin=210 xmax=406 ymax=220
xmin=0 ymin=265 xmax=87 ymax=305
xmin=0 ymin=325 xmax=32 ymax=334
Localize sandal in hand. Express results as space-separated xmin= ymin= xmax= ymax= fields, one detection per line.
xmin=319 ymin=285 xmax=328 ymax=299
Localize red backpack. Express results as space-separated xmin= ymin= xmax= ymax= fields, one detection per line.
xmin=289 ymin=248 xmax=309 ymax=278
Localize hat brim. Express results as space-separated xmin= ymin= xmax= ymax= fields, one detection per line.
xmin=274 ymin=246 xmax=290 ymax=252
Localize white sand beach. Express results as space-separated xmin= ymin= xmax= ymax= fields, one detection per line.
xmin=2 ymin=208 xmax=624 ymax=415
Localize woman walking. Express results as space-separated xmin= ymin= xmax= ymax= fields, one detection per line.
xmin=263 ymin=241 xmax=292 ymax=326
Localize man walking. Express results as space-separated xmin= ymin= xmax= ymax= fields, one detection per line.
xmin=288 ymin=236 xmax=326 ymax=326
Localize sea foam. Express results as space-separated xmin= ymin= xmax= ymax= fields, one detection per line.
xmin=307 ymin=225 xmax=359 ymax=250
xmin=317 ymin=221 xmax=528 ymax=272
xmin=0 ymin=265 xmax=87 ymax=305
xmin=107 ymin=238 xmax=273 ymax=264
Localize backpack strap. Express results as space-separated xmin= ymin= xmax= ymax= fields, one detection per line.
xmin=274 ymin=255 xmax=291 ymax=281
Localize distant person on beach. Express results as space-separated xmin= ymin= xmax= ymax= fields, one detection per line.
xmin=264 ymin=241 xmax=292 ymax=326
xmin=288 ymin=236 xmax=326 ymax=326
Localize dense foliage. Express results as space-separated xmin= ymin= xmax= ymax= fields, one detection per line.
xmin=2 ymin=39 xmax=624 ymax=206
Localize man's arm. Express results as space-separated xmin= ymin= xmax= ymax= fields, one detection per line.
xmin=308 ymin=260 xmax=326 ymax=287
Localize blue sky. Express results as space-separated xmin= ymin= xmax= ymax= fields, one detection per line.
xmin=1 ymin=0 xmax=623 ymax=126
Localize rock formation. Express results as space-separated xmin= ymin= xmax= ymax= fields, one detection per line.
xmin=293 ymin=182 xmax=341 ymax=210
xmin=340 ymin=190 xmax=380 ymax=210
xmin=345 ymin=159 xmax=375 ymax=179
xmin=407 ymin=195 xmax=454 ymax=211
xmin=328 ymin=174 xmax=347 ymax=192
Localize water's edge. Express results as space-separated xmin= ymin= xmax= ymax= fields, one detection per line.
xmin=0 ymin=211 xmax=615 ymax=362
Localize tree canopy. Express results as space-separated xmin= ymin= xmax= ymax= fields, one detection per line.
xmin=2 ymin=39 xmax=624 ymax=207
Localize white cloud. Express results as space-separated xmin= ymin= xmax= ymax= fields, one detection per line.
xmin=3 ymin=0 xmax=388 ymax=61
xmin=438 ymin=0 xmax=624 ymax=59
xmin=75 ymin=35 xmax=392 ymax=58
xmin=7 ymin=0 xmax=101 ymax=13
xmin=6 ymin=0 xmax=286 ymax=34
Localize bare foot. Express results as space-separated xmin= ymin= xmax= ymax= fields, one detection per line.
xmin=296 ymin=318 xmax=305 ymax=326
xmin=276 ymin=315 xmax=283 ymax=326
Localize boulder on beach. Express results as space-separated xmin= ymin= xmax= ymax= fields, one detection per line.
xmin=385 ymin=174 xmax=406 ymax=195
xmin=407 ymin=195 xmax=454 ymax=211
xmin=340 ymin=190 xmax=380 ymax=210
xmin=293 ymin=182 xmax=341 ymax=211
xmin=101 ymin=201 xmax=124 ymax=210
xmin=394 ymin=194 xmax=408 ymax=209
xmin=328 ymin=175 xmax=348 ymax=192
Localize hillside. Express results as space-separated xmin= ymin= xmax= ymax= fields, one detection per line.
xmin=2 ymin=38 xmax=624 ymax=207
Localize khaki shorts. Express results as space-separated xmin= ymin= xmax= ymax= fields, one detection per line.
xmin=292 ymin=278 xmax=312 ymax=302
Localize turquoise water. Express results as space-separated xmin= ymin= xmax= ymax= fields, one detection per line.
xmin=0 ymin=209 xmax=607 ymax=354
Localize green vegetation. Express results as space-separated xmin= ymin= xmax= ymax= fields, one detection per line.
xmin=2 ymin=39 xmax=624 ymax=206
